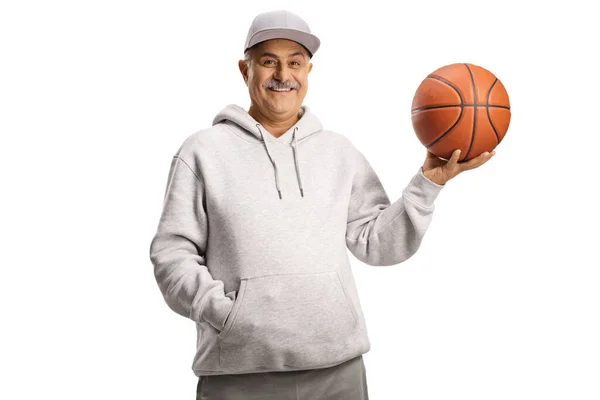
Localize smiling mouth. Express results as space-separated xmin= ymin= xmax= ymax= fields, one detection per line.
xmin=268 ymin=87 xmax=296 ymax=92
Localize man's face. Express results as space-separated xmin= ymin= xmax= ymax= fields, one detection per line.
xmin=239 ymin=39 xmax=313 ymax=117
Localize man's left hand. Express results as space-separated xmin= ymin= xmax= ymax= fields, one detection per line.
xmin=421 ymin=149 xmax=496 ymax=185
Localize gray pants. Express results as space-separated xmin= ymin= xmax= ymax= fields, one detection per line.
xmin=196 ymin=355 xmax=369 ymax=400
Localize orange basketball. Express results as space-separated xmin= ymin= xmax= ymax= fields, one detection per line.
xmin=411 ymin=63 xmax=511 ymax=162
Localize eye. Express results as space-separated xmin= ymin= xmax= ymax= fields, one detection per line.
xmin=263 ymin=59 xmax=276 ymax=65
xmin=291 ymin=61 xmax=300 ymax=66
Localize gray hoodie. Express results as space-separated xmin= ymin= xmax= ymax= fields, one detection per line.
xmin=149 ymin=104 xmax=445 ymax=376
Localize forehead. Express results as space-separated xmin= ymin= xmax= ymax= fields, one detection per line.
xmin=255 ymin=39 xmax=308 ymax=58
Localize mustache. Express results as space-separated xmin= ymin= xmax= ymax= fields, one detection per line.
xmin=264 ymin=80 xmax=300 ymax=90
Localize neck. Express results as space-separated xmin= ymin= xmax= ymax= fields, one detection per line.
xmin=248 ymin=104 xmax=300 ymax=138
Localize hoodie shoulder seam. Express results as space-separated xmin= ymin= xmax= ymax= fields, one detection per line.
xmin=174 ymin=155 xmax=204 ymax=185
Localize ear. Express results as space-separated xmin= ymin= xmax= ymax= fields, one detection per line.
xmin=308 ymin=62 xmax=313 ymax=74
xmin=238 ymin=59 xmax=248 ymax=84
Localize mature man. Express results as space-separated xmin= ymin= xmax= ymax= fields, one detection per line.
xmin=149 ymin=9 xmax=494 ymax=400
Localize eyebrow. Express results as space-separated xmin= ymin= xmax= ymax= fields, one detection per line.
xmin=259 ymin=51 xmax=307 ymax=59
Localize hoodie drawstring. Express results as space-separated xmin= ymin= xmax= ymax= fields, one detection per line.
xmin=292 ymin=127 xmax=304 ymax=197
xmin=256 ymin=124 xmax=304 ymax=199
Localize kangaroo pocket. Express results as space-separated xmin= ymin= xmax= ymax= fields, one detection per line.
xmin=217 ymin=270 xmax=363 ymax=372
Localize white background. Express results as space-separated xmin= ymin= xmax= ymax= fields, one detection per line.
xmin=1 ymin=0 xmax=599 ymax=399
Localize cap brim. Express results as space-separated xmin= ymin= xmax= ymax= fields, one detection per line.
xmin=245 ymin=28 xmax=320 ymax=58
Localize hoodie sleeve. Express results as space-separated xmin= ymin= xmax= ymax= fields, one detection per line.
xmin=149 ymin=155 xmax=234 ymax=331
xmin=345 ymin=149 xmax=445 ymax=266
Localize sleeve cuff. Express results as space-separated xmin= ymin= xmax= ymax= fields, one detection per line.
xmin=402 ymin=167 xmax=445 ymax=209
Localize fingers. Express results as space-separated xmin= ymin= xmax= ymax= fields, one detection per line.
xmin=444 ymin=149 xmax=462 ymax=173
xmin=460 ymin=151 xmax=496 ymax=171
xmin=450 ymin=149 xmax=461 ymax=164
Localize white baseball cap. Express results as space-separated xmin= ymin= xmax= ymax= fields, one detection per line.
xmin=244 ymin=10 xmax=321 ymax=58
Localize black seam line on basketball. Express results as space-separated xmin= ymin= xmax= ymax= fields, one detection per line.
xmin=464 ymin=64 xmax=476 ymax=161
xmin=411 ymin=104 xmax=510 ymax=113
xmin=486 ymin=78 xmax=500 ymax=144
xmin=424 ymin=106 xmax=464 ymax=149
xmin=422 ymin=75 xmax=464 ymax=148
xmin=425 ymin=75 xmax=465 ymax=104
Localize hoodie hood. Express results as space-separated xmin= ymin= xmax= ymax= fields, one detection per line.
xmin=212 ymin=104 xmax=323 ymax=199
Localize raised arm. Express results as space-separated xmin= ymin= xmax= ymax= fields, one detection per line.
xmin=345 ymin=149 xmax=445 ymax=266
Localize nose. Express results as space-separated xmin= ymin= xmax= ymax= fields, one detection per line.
xmin=273 ymin=63 xmax=292 ymax=83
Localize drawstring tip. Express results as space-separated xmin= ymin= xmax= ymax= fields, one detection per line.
xmin=300 ymin=188 xmax=304 ymax=197
xmin=278 ymin=190 xmax=282 ymax=199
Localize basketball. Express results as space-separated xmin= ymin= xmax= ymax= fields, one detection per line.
xmin=411 ymin=63 xmax=511 ymax=162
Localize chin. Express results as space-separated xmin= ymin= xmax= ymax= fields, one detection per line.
xmin=268 ymin=101 xmax=299 ymax=113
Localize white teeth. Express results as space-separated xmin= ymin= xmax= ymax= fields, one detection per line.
xmin=270 ymin=87 xmax=292 ymax=91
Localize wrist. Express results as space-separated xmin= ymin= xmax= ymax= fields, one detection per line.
xmin=422 ymin=168 xmax=446 ymax=185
